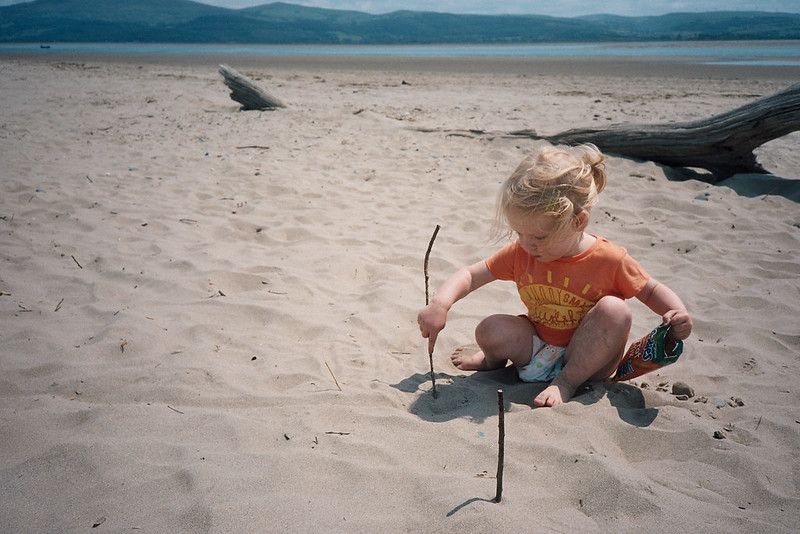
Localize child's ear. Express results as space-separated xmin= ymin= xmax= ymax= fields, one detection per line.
xmin=573 ymin=211 xmax=590 ymax=232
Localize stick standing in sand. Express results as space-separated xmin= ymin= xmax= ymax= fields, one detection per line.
xmin=417 ymin=145 xmax=692 ymax=407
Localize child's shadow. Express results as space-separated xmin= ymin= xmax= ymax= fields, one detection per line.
xmin=390 ymin=366 xmax=523 ymax=424
xmin=390 ymin=366 xmax=658 ymax=427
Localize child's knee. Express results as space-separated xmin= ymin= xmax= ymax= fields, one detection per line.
xmin=475 ymin=314 xmax=532 ymax=352
xmin=593 ymin=296 xmax=632 ymax=331
xmin=475 ymin=315 xmax=504 ymax=346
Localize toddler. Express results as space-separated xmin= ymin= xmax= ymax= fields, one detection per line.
xmin=417 ymin=145 xmax=692 ymax=407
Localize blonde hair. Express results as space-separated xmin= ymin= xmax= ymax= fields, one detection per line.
xmin=495 ymin=144 xmax=606 ymax=239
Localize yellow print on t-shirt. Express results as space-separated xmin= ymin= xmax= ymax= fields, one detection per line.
xmin=518 ymin=283 xmax=596 ymax=331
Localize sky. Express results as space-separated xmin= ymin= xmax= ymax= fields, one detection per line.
xmin=1 ymin=0 xmax=799 ymax=17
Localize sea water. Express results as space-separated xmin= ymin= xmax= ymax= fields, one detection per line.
xmin=2 ymin=40 xmax=800 ymax=66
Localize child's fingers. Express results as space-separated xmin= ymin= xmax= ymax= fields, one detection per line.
xmin=662 ymin=310 xmax=692 ymax=339
xmin=662 ymin=310 xmax=687 ymax=325
xmin=428 ymin=334 xmax=437 ymax=355
xmin=418 ymin=319 xmax=439 ymax=352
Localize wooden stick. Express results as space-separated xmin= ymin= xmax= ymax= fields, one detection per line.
xmin=495 ymin=389 xmax=505 ymax=503
xmin=427 ymin=354 xmax=437 ymax=398
xmin=424 ymin=224 xmax=441 ymax=398
xmin=324 ymin=359 xmax=342 ymax=392
xmin=424 ymin=224 xmax=440 ymax=307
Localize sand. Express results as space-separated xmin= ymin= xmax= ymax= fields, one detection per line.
xmin=1 ymin=53 xmax=799 ymax=532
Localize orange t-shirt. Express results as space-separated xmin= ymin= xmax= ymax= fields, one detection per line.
xmin=485 ymin=235 xmax=649 ymax=346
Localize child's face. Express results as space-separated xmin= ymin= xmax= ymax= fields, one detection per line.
xmin=506 ymin=208 xmax=583 ymax=263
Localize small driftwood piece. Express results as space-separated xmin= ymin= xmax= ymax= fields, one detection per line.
xmin=416 ymin=82 xmax=800 ymax=180
xmin=218 ymin=64 xmax=286 ymax=111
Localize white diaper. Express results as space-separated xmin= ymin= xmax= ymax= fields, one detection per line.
xmin=517 ymin=336 xmax=565 ymax=382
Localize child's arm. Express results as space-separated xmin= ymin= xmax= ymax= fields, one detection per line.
xmin=417 ymin=260 xmax=497 ymax=353
xmin=635 ymin=277 xmax=693 ymax=341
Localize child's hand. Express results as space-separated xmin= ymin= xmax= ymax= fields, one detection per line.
xmin=418 ymin=301 xmax=448 ymax=354
xmin=662 ymin=309 xmax=692 ymax=341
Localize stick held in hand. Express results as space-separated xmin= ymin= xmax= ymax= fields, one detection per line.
xmin=424 ymin=224 xmax=440 ymax=307
xmin=424 ymin=224 xmax=441 ymax=398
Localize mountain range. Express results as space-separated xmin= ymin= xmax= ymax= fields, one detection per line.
xmin=2 ymin=0 xmax=800 ymax=44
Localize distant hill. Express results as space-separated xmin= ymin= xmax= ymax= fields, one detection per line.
xmin=2 ymin=0 xmax=799 ymax=44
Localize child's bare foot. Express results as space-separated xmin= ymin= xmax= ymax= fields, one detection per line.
xmin=450 ymin=347 xmax=491 ymax=371
xmin=534 ymin=382 xmax=572 ymax=407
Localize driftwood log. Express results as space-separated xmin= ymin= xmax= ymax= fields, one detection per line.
xmin=418 ymin=82 xmax=800 ymax=180
xmin=218 ymin=64 xmax=286 ymax=111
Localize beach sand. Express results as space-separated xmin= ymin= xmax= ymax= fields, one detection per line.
xmin=1 ymin=53 xmax=799 ymax=532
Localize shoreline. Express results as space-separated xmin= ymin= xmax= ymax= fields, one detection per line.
xmin=3 ymin=51 xmax=800 ymax=79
